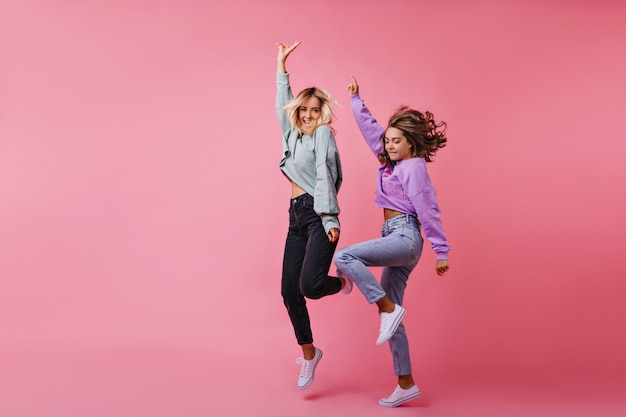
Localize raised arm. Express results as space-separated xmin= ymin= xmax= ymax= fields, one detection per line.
xmin=347 ymin=76 xmax=385 ymax=157
xmin=276 ymin=41 xmax=301 ymax=134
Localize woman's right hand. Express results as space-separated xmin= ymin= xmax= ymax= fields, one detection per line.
xmin=347 ymin=75 xmax=359 ymax=95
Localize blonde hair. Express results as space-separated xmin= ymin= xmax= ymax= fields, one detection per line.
xmin=283 ymin=87 xmax=338 ymax=135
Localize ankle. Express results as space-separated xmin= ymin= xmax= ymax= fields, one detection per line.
xmin=301 ymin=344 xmax=316 ymax=360
xmin=376 ymin=296 xmax=396 ymax=313
xmin=398 ymin=374 xmax=415 ymax=389
xmin=377 ymin=301 xmax=396 ymax=314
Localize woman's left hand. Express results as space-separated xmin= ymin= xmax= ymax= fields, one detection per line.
xmin=327 ymin=228 xmax=340 ymax=243
xmin=435 ymin=260 xmax=449 ymax=276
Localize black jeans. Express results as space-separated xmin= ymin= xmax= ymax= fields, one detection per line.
xmin=281 ymin=193 xmax=342 ymax=345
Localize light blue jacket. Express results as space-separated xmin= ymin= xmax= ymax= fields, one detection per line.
xmin=276 ymin=72 xmax=342 ymax=233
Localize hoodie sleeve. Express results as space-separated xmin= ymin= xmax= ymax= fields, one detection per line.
xmin=313 ymin=125 xmax=342 ymax=233
xmin=276 ymin=72 xmax=294 ymax=136
xmin=404 ymin=162 xmax=450 ymax=259
xmin=350 ymin=93 xmax=385 ymax=157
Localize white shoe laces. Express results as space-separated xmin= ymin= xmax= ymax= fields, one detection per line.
xmin=379 ymin=313 xmax=392 ymax=334
xmin=296 ymin=357 xmax=312 ymax=378
xmin=386 ymin=386 xmax=404 ymax=400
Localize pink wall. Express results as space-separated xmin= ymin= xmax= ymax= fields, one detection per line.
xmin=1 ymin=0 xmax=625 ymax=415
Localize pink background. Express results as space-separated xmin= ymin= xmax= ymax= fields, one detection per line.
xmin=1 ymin=0 xmax=625 ymax=416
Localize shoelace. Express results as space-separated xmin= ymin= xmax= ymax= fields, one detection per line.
xmin=296 ymin=357 xmax=312 ymax=378
xmin=387 ymin=387 xmax=403 ymax=400
xmin=379 ymin=314 xmax=391 ymax=334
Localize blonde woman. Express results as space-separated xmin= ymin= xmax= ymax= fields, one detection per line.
xmin=276 ymin=41 xmax=350 ymax=390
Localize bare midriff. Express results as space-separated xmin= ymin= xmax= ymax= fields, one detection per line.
xmin=291 ymin=181 xmax=307 ymax=198
xmin=384 ymin=208 xmax=406 ymax=220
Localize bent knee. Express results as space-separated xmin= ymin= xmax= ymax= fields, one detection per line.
xmin=333 ymin=249 xmax=351 ymax=264
xmin=333 ymin=249 xmax=351 ymax=266
xmin=300 ymin=282 xmax=324 ymax=300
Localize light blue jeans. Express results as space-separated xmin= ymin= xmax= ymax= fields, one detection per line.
xmin=334 ymin=214 xmax=423 ymax=376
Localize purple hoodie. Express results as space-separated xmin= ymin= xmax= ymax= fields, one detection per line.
xmin=351 ymin=93 xmax=450 ymax=260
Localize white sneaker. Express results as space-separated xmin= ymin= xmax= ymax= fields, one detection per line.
xmin=340 ymin=276 xmax=353 ymax=295
xmin=296 ymin=347 xmax=323 ymax=389
xmin=379 ymin=384 xmax=422 ymax=407
xmin=376 ymin=304 xmax=406 ymax=345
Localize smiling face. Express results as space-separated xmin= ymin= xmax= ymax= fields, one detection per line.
xmin=298 ymin=95 xmax=322 ymax=134
xmin=384 ymin=127 xmax=414 ymax=161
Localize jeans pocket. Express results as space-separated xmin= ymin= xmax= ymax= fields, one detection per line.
xmin=302 ymin=195 xmax=314 ymax=210
xmin=398 ymin=225 xmax=419 ymax=259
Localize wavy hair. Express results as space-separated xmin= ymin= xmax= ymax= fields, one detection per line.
xmin=283 ymin=87 xmax=338 ymax=135
xmin=378 ymin=106 xmax=447 ymax=166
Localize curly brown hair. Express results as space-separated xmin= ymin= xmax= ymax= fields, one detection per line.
xmin=378 ymin=106 xmax=447 ymax=166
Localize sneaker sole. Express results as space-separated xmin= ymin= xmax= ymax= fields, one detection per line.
xmin=378 ymin=390 xmax=422 ymax=407
xmin=376 ymin=307 xmax=406 ymax=345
